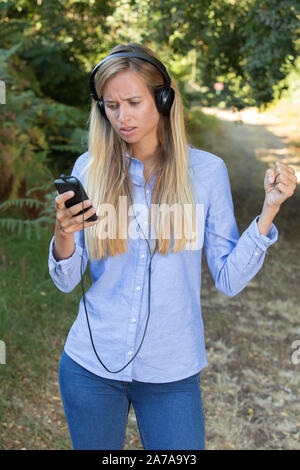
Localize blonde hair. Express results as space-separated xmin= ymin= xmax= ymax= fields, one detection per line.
xmin=81 ymin=43 xmax=197 ymax=260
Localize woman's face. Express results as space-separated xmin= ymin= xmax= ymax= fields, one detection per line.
xmin=102 ymin=69 xmax=160 ymax=151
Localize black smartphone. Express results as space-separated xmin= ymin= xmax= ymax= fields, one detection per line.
xmin=54 ymin=175 xmax=98 ymax=222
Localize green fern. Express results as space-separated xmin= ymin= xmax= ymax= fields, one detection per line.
xmin=0 ymin=198 xmax=44 ymax=211
xmin=0 ymin=184 xmax=57 ymax=240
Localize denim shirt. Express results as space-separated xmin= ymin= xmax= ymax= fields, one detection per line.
xmin=48 ymin=145 xmax=278 ymax=383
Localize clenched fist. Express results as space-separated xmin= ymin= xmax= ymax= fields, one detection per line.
xmin=264 ymin=161 xmax=297 ymax=208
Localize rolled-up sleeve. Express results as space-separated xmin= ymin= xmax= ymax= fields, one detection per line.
xmin=48 ymin=229 xmax=88 ymax=293
xmin=48 ymin=154 xmax=89 ymax=293
xmin=204 ymin=159 xmax=278 ymax=297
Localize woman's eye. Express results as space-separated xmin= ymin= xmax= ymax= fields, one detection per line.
xmin=106 ymin=102 xmax=140 ymax=109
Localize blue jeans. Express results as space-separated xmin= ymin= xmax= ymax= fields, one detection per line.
xmin=58 ymin=350 xmax=205 ymax=450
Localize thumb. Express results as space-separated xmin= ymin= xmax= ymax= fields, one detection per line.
xmin=266 ymin=168 xmax=276 ymax=184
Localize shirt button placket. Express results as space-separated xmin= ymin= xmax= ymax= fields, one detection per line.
xmin=125 ymin=238 xmax=148 ymax=368
xmin=124 ymin=186 xmax=149 ymax=375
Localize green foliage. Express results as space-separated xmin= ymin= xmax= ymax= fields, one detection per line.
xmin=238 ymin=0 xmax=299 ymax=107
xmin=0 ymin=0 xmax=114 ymax=205
xmin=0 ymin=183 xmax=57 ymax=240
xmin=0 ymin=41 xmax=90 ymax=200
xmin=0 ymin=0 xmax=299 ymax=234
xmin=185 ymin=107 xmax=221 ymax=148
xmin=128 ymin=0 xmax=300 ymax=109
xmin=266 ymin=55 xmax=300 ymax=139
xmin=0 ymin=222 xmax=89 ymax=428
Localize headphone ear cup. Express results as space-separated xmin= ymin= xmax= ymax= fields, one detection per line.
xmin=97 ymin=99 xmax=109 ymax=120
xmin=156 ymin=87 xmax=175 ymax=116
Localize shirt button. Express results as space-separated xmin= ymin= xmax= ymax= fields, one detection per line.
xmin=141 ymin=254 xmax=145 ymax=259
xmin=131 ymin=317 xmax=136 ymax=323
xmin=136 ymin=286 xmax=141 ymax=291
xmin=128 ymin=350 xmax=133 ymax=356
xmin=63 ymin=270 xmax=68 ymax=274
xmin=254 ymin=251 xmax=259 ymax=256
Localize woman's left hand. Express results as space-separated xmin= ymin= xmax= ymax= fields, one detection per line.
xmin=264 ymin=161 xmax=297 ymax=209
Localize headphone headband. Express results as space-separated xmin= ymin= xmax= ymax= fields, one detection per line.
xmin=89 ymin=51 xmax=172 ymax=102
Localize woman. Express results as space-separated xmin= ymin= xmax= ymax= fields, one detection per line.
xmin=48 ymin=43 xmax=297 ymax=450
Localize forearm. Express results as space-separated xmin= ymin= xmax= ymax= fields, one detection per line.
xmin=212 ymin=209 xmax=279 ymax=297
xmin=257 ymin=200 xmax=280 ymax=236
xmin=53 ymin=222 xmax=75 ymax=261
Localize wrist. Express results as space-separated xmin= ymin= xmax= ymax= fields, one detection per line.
xmin=262 ymin=199 xmax=280 ymax=216
xmin=257 ymin=200 xmax=279 ymax=236
xmin=55 ymin=221 xmax=74 ymax=240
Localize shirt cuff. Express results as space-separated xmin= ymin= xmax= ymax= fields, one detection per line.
xmin=247 ymin=215 xmax=278 ymax=250
xmin=48 ymin=235 xmax=78 ymax=272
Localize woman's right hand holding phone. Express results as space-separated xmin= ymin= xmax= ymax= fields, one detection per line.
xmin=55 ymin=190 xmax=99 ymax=235
xmin=53 ymin=190 xmax=99 ymax=261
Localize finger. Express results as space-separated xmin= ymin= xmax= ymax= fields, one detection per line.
xmin=56 ymin=197 xmax=90 ymax=224
xmin=64 ymin=216 xmax=99 ymax=234
xmin=57 ymin=200 xmax=91 ymax=226
xmin=266 ymin=168 xmax=276 ymax=183
xmin=279 ymin=163 xmax=296 ymax=176
xmin=70 ymin=199 xmax=93 ymax=216
xmin=71 ymin=219 xmax=99 ymax=232
xmin=57 ymin=208 xmax=98 ymax=234
xmin=275 ymin=172 xmax=297 ymax=186
xmin=286 ymin=165 xmax=296 ymax=175
xmin=55 ymin=190 xmax=74 ymax=208
xmin=79 ymin=218 xmax=100 ymax=230
xmin=274 ymin=162 xmax=296 ymax=177
xmin=275 ymin=181 xmax=295 ymax=197
xmin=275 ymin=166 xmax=297 ymax=186
xmin=72 ymin=199 xmax=93 ymax=213
xmin=73 ymin=206 xmax=97 ymax=224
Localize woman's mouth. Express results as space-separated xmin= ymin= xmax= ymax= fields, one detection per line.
xmin=120 ymin=127 xmax=137 ymax=136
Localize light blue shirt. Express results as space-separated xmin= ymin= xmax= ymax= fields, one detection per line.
xmin=48 ymin=145 xmax=278 ymax=383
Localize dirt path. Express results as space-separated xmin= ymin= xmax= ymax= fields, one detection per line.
xmin=201 ymin=105 xmax=300 ymax=182
xmin=196 ymin=106 xmax=300 ymax=449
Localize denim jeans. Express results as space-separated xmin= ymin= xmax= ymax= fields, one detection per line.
xmin=58 ymin=349 xmax=205 ymax=450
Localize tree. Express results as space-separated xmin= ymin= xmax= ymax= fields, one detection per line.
xmin=0 ymin=0 xmax=116 ymax=203
xmin=127 ymin=0 xmax=300 ymax=108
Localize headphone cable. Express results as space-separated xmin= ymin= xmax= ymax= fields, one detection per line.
xmin=76 ymin=138 xmax=167 ymax=373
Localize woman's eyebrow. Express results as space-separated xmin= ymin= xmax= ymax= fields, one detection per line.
xmin=104 ymin=96 xmax=142 ymax=103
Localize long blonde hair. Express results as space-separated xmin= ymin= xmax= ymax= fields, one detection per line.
xmin=81 ymin=43 xmax=197 ymax=260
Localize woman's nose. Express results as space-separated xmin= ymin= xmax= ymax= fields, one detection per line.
xmin=118 ymin=104 xmax=130 ymax=123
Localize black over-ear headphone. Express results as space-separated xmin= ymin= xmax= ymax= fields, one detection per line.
xmin=89 ymin=50 xmax=175 ymax=119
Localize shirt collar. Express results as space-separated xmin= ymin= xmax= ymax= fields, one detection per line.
xmin=125 ymin=151 xmax=158 ymax=187
xmin=124 ymin=145 xmax=193 ymax=187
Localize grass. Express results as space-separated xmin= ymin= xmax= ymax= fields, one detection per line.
xmin=184 ymin=106 xmax=221 ymax=148
xmin=0 ymin=224 xmax=93 ymax=449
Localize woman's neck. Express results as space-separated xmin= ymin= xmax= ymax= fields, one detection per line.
xmin=129 ymin=143 xmax=162 ymax=180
